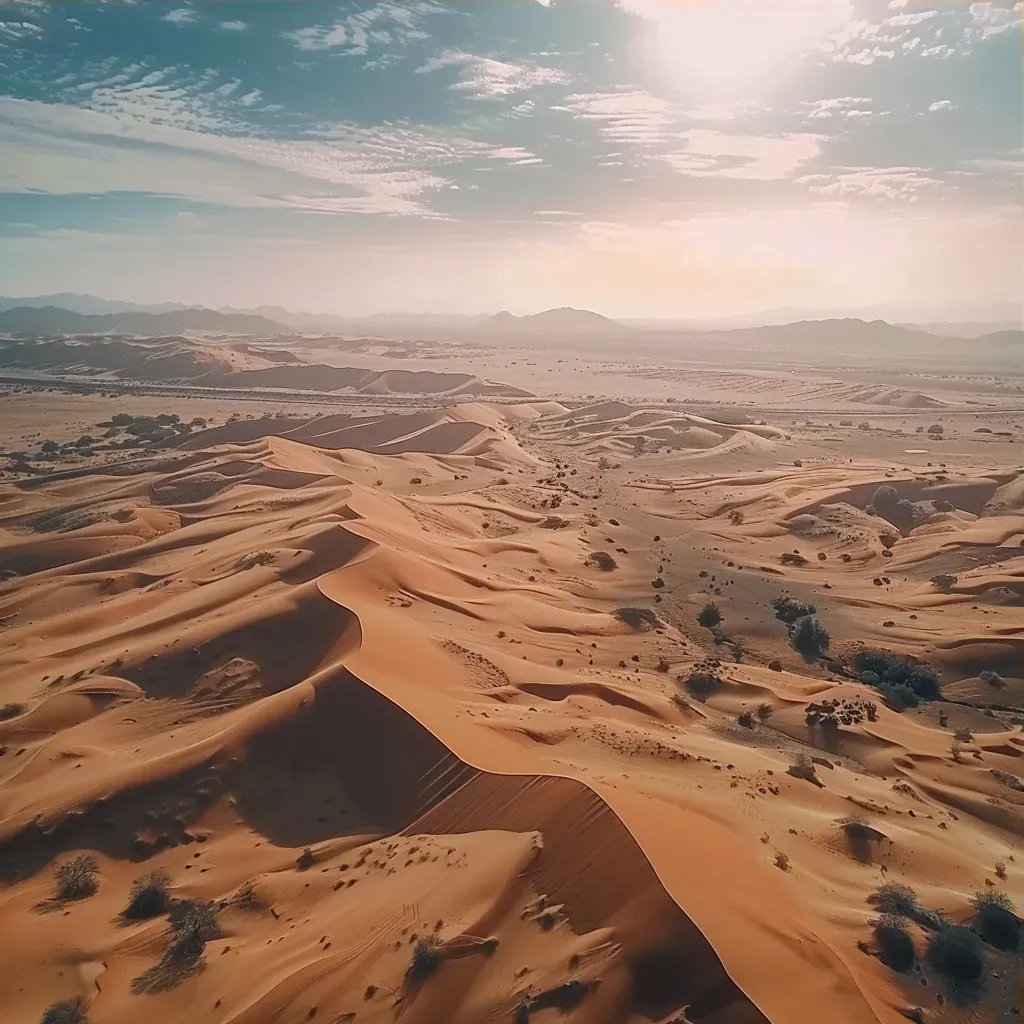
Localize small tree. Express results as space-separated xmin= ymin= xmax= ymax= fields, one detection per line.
xmin=789 ymin=615 xmax=830 ymax=657
xmin=697 ymin=602 xmax=722 ymax=629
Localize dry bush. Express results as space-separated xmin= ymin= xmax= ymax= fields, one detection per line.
xmin=585 ymin=550 xmax=618 ymax=572
xmin=41 ymin=997 xmax=90 ymax=1024
xmin=787 ymin=753 xmax=821 ymax=786
xmin=874 ymin=915 xmax=915 ymax=972
xmin=123 ymin=870 xmax=171 ymax=920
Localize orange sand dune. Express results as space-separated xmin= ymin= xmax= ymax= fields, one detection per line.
xmin=1 ymin=400 xmax=1020 ymax=1024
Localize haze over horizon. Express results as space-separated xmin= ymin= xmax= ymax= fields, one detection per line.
xmin=1 ymin=0 xmax=1021 ymax=320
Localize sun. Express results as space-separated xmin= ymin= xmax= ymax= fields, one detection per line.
xmin=621 ymin=0 xmax=856 ymax=100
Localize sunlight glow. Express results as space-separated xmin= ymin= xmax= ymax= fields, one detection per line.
xmin=622 ymin=0 xmax=856 ymax=99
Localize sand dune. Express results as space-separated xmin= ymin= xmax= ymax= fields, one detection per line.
xmin=1 ymin=400 xmax=1021 ymax=1024
xmin=0 ymin=335 xmax=533 ymax=398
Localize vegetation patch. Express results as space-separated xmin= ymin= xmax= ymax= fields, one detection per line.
xmin=854 ymin=649 xmax=940 ymax=707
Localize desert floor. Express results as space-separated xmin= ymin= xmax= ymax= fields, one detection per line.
xmin=0 ymin=340 xmax=1021 ymax=1024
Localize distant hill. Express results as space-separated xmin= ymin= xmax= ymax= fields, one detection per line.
xmin=0 ymin=305 xmax=288 ymax=336
xmin=0 ymin=293 xmax=191 ymax=316
xmin=482 ymin=307 xmax=624 ymax=334
xmin=976 ymin=329 xmax=1023 ymax=344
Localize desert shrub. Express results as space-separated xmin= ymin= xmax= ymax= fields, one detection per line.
xmin=854 ymin=650 xmax=940 ymax=703
xmin=682 ymin=661 xmax=722 ymax=698
xmin=696 ymin=601 xmax=722 ymax=628
xmin=737 ymin=710 xmax=756 ymax=729
xmin=953 ymin=726 xmax=973 ymax=743
xmin=930 ymin=573 xmax=957 ymax=589
xmin=131 ymin=900 xmax=220 ymax=995
xmin=586 ymin=551 xmax=617 ymax=571
xmin=656 ymin=657 xmax=670 ymax=673
xmin=232 ymin=880 xmax=269 ymax=912
xmin=774 ymin=852 xmax=789 ymax=871
xmin=926 ymin=926 xmax=984 ymax=986
xmin=41 ymin=997 xmax=89 ymax=1024
xmin=296 ymin=847 xmax=314 ymax=871
xmin=236 ymin=551 xmax=275 ymax=570
xmin=789 ymin=615 xmax=830 ymax=657
xmin=756 ymin=701 xmax=774 ymax=720
xmin=168 ymin=899 xmax=220 ymax=942
xmin=771 ymin=596 xmax=816 ymax=624
xmin=868 ymin=882 xmax=919 ymax=917
xmin=787 ymin=753 xmax=820 ymax=785
xmin=874 ymin=914 xmax=915 ymax=971
xmin=405 ymin=936 xmax=443 ymax=984
xmin=597 ymin=456 xmax=611 ymax=470
xmin=123 ymin=870 xmax=171 ymax=920
xmin=926 ymin=423 xmax=944 ymax=435
xmin=979 ymin=670 xmax=1006 ymax=690
xmin=970 ymin=891 xmax=1021 ymax=951
xmin=56 ymin=855 xmax=98 ymax=902
xmin=868 ymin=484 xmax=921 ymax=533
xmin=41 ymin=439 xmax=60 ymax=454
xmin=780 ymin=551 xmax=808 ymax=566
xmin=614 ymin=607 xmax=660 ymax=631
xmin=0 ymin=701 xmax=25 ymax=721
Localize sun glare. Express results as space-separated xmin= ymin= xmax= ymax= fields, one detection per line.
xmin=622 ymin=0 xmax=856 ymax=99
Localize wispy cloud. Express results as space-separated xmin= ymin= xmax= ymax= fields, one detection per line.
xmin=220 ymin=21 xmax=247 ymax=32
xmin=969 ymin=1 xmax=1023 ymax=38
xmin=804 ymin=97 xmax=873 ymax=119
xmin=796 ymin=166 xmax=942 ymax=200
xmin=162 ymin=8 xmax=197 ymax=27
xmin=282 ymin=2 xmax=432 ymax=55
xmin=666 ymin=131 xmax=822 ymax=180
xmin=928 ymin=99 xmax=954 ymax=112
xmin=554 ymin=90 xmax=675 ymax=147
xmin=416 ymin=50 xmax=568 ymax=98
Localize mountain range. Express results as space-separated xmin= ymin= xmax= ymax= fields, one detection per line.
xmin=1 ymin=294 xmax=1018 ymax=337
xmin=0 ymin=306 xmax=287 ymax=336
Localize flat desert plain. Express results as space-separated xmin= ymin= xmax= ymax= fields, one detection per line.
xmin=0 ymin=331 xmax=1022 ymax=1024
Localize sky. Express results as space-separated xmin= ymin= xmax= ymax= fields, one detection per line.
xmin=0 ymin=0 xmax=1020 ymax=319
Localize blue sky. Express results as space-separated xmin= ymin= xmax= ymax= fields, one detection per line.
xmin=0 ymin=0 xmax=1020 ymax=317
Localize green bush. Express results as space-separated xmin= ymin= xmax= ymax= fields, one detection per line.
xmin=697 ymin=602 xmax=722 ymax=629
xmin=789 ymin=615 xmax=830 ymax=657
xmin=874 ymin=915 xmax=915 ymax=971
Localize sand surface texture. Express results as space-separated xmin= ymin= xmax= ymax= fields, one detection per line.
xmin=1 ymin=397 xmax=1022 ymax=1024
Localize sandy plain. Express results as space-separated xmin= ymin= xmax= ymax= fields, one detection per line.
xmin=0 ymin=327 xmax=1021 ymax=1024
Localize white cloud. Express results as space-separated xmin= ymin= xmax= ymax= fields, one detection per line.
xmin=0 ymin=96 xmax=538 ymax=218
xmin=665 ymin=131 xmax=821 ymax=180
xmin=804 ymin=97 xmax=872 ymax=119
xmin=554 ymin=90 xmax=675 ymax=147
xmin=282 ymin=2 xmax=434 ymax=55
xmin=415 ymin=50 xmax=568 ymax=97
xmin=0 ymin=19 xmax=43 ymax=41
xmin=886 ymin=10 xmax=938 ymax=26
xmin=928 ymin=99 xmax=954 ymax=112
xmin=219 ymin=21 xmax=247 ymax=32
xmin=796 ymin=166 xmax=942 ymax=200
xmin=162 ymin=9 xmax=197 ymax=26
xmin=844 ymin=46 xmax=896 ymax=64
xmin=969 ymin=1 xmax=1023 ymax=38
